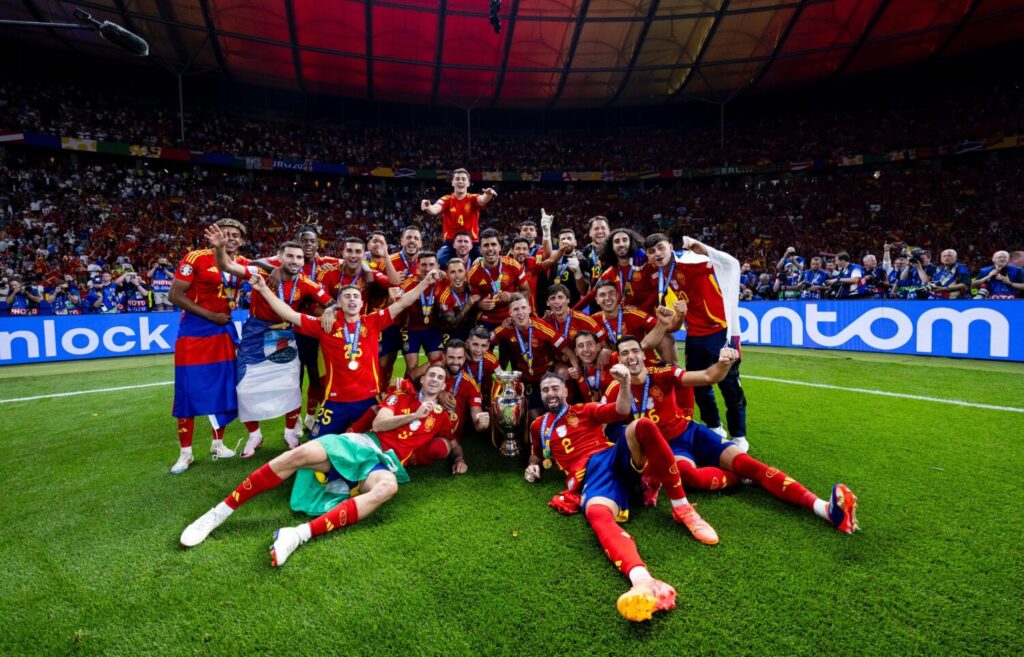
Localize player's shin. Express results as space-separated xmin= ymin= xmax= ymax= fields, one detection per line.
xmin=584 ymin=504 xmax=645 ymax=578
xmin=177 ymin=417 xmax=194 ymax=448
xmin=632 ymin=418 xmax=686 ymax=502
xmin=678 ymin=461 xmax=740 ymax=491
xmin=729 ymin=453 xmax=817 ymax=509
xmin=224 ymin=463 xmax=284 ymax=510
xmin=308 ymin=498 xmax=359 ymax=537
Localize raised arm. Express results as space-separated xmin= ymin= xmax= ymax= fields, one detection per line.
xmin=478 ymin=187 xmax=498 ymax=207
xmin=205 ymin=224 xmax=249 ymax=278
xmin=679 ymin=347 xmax=739 ymax=386
xmin=609 ymin=364 xmax=633 ymax=416
xmin=249 ymin=274 xmax=302 ymax=326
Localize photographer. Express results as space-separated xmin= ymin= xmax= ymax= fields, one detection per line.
xmin=148 ymin=257 xmax=176 ymax=311
xmin=773 ymin=262 xmax=803 ymax=300
xmin=120 ymin=272 xmax=151 ymax=313
xmin=899 ymin=248 xmax=936 ymax=299
xmin=754 ymin=273 xmax=775 ymax=300
xmin=83 ymin=275 xmax=120 ymax=314
xmin=928 ymin=249 xmax=971 ymax=299
xmin=48 ymin=276 xmax=82 ymax=315
xmin=799 ymin=257 xmax=829 ymax=300
xmin=5 ymin=277 xmax=42 ymax=316
xmin=826 ymin=252 xmax=863 ymax=299
xmin=860 ymin=254 xmax=889 ymax=299
xmin=776 ymin=246 xmax=805 ymax=273
xmin=973 ymin=250 xmax=1024 ymax=299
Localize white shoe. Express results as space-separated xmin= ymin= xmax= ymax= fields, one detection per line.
xmin=270 ymin=526 xmax=307 ymax=567
xmin=180 ymin=504 xmax=232 ymax=547
xmin=731 ymin=436 xmax=750 ymax=453
xmin=170 ymin=451 xmax=193 ymax=474
xmin=284 ymin=428 xmax=301 ymax=450
xmin=241 ymin=431 xmax=263 ymax=458
xmin=210 ymin=441 xmax=236 ymax=460
xmin=303 ymin=414 xmax=316 ymax=431
xmin=708 ymin=425 xmax=728 ymax=439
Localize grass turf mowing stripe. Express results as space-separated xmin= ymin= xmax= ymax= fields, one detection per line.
xmin=743 ymin=375 xmax=1024 ymax=413
xmin=0 ymin=381 xmax=173 ymax=404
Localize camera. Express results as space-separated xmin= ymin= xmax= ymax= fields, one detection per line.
xmin=908 ymin=248 xmax=923 ymax=265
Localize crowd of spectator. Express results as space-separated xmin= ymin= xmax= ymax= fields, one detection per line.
xmin=2 ymin=73 xmax=1022 ymax=171
xmin=1 ymin=145 xmax=1020 ymax=315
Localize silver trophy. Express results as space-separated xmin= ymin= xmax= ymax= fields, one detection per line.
xmin=491 ymin=370 xmax=526 ymax=457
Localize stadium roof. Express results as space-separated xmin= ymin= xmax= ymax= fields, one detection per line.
xmin=6 ymin=0 xmax=1024 ymax=108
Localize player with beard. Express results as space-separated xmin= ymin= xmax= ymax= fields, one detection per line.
xmin=438 ymin=257 xmax=480 ymax=344
xmin=607 ymin=336 xmax=860 ymax=539
xmin=449 ymin=231 xmax=476 ymax=267
xmin=589 ymin=280 xmax=657 ymax=350
xmin=208 ymin=227 xmax=333 ymax=457
xmin=493 ymin=294 xmax=581 ymax=421
xmin=645 ymin=233 xmax=747 ymax=451
xmin=597 ymin=228 xmax=657 ymax=312
xmin=464 ymin=325 xmax=500 ymax=404
xmin=524 ymin=369 xmax=698 ymax=622
xmin=466 ymin=228 xmax=529 ymax=331
xmin=168 ymin=218 xmax=250 ymax=474
xmin=519 ymin=220 xmax=541 ymax=256
xmin=421 ymin=168 xmax=497 ymax=266
xmin=180 ymin=365 xmax=455 ymax=567
xmin=399 ymin=251 xmax=447 ymax=375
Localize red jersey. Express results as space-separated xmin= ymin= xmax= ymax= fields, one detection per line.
xmin=570 ymin=361 xmax=614 ymax=404
xmin=529 ymin=402 xmax=625 ymax=487
xmin=390 ymin=251 xmax=419 ymax=278
xmin=366 ymin=257 xmax=394 ymax=312
xmin=603 ymin=366 xmax=693 ymax=440
xmin=599 ymin=264 xmax=658 ymax=312
xmin=376 ymin=391 xmax=457 ymax=463
xmin=265 ymin=254 xmax=339 ymax=314
xmin=464 ymin=351 xmax=500 ymax=401
xmin=589 ymin=306 xmax=656 ymax=346
xmin=546 ymin=309 xmax=607 ymax=346
xmin=398 ymin=276 xmax=444 ymax=330
xmin=466 ymin=256 xmax=527 ymax=324
xmin=493 ymin=318 xmax=566 ymax=383
xmin=645 ymin=260 xmax=729 ymax=337
xmin=446 ymin=370 xmax=484 ymax=437
xmin=320 ymin=264 xmax=390 ymax=313
xmin=438 ymin=283 xmax=473 ymax=319
xmin=296 ymin=309 xmax=394 ymax=401
xmin=174 ymin=249 xmax=251 ymax=315
xmin=517 ymin=255 xmax=545 ymax=306
xmin=249 ymin=273 xmax=331 ymax=323
xmin=438 ymin=193 xmax=482 ymax=241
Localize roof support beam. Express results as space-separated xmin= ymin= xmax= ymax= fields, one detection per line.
xmin=830 ymin=0 xmax=891 ymax=80
xmin=547 ymin=0 xmax=592 ymax=109
xmin=366 ymin=0 xmax=374 ymax=100
xmin=745 ymin=0 xmax=808 ymax=92
xmin=606 ymin=0 xmax=660 ymax=106
xmin=934 ymin=0 xmax=983 ymax=57
xmin=283 ymin=0 xmax=306 ymax=93
xmin=430 ymin=0 xmax=449 ymax=104
xmin=665 ymin=0 xmax=731 ymax=103
xmin=489 ymin=0 xmax=522 ymax=107
xmin=198 ymin=0 xmax=232 ymax=82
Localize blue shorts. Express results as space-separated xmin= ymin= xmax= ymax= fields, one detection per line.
xmin=318 ymin=461 xmax=390 ymax=487
xmin=310 ymin=398 xmax=378 ymax=437
xmin=667 ymin=422 xmax=735 ymax=466
xmin=403 ymin=328 xmax=444 ymax=356
xmin=379 ymin=325 xmax=402 ymax=356
xmin=580 ymin=439 xmax=642 ymax=513
xmin=524 ymin=381 xmax=543 ymax=410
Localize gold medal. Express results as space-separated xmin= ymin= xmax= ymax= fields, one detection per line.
xmin=348 ymin=359 xmax=358 ymax=371
xmin=542 ymin=458 xmax=552 ymax=470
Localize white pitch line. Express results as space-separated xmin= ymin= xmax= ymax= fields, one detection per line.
xmin=2 ymin=375 xmax=1021 ymax=414
xmin=743 ymin=375 xmax=1024 ymax=413
xmin=0 ymin=381 xmax=173 ymax=404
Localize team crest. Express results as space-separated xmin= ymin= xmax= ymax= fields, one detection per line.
xmin=178 ymin=264 xmax=192 ymax=276
xmin=567 ymin=414 xmax=579 ymax=427
xmin=425 ymin=417 xmax=436 ymax=431
xmin=632 ymin=271 xmax=642 ymax=281
xmin=650 ymin=386 xmax=663 ymax=401
xmin=449 ymin=411 xmax=459 ymax=423
xmin=360 ymin=326 xmax=368 ymax=337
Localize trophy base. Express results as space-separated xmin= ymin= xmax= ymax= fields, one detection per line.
xmin=498 ymin=436 xmax=520 ymax=458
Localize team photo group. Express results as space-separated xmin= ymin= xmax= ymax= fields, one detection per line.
xmin=170 ymin=168 xmax=859 ymax=623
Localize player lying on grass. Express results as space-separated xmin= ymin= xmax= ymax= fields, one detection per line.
xmin=179 ymin=364 xmax=456 ymax=567
xmin=524 ymin=369 xmax=714 ymax=622
xmin=605 ymin=336 xmax=859 ymax=537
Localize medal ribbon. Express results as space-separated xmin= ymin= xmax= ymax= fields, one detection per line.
xmin=602 ymin=307 xmax=624 ymax=345
xmin=658 ymin=260 xmax=676 ymax=304
xmin=630 ymin=374 xmax=652 ymax=420
xmin=514 ymin=322 xmax=534 ymax=370
xmin=540 ymin=405 xmax=569 ymax=465
xmin=343 ymin=319 xmax=362 ymax=366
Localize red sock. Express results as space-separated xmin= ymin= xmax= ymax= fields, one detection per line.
xmin=309 ymin=498 xmax=359 ymax=537
xmin=211 ymin=425 xmax=226 ymax=440
xmin=177 ymin=417 xmax=194 ymax=448
xmin=244 ymin=421 xmax=260 ymax=433
xmin=285 ymin=408 xmax=300 ymax=430
xmin=224 ymin=463 xmax=283 ymax=510
xmin=409 ymin=438 xmax=451 ymax=466
xmin=633 ymin=418 xmax=687 ymax=501
xmin=730 ymin=453 xmax=817 ymax=509
xmin=678 ymin=461 xmax=739 ymax=491
xmin=585 ymin=504 xmax=645 ymax=577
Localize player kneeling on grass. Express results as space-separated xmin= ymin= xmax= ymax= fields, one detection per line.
xmin=524 ymin=369 xmax=706 ymax=622
xmin=180 ymin=364 xmax=456 ymax=567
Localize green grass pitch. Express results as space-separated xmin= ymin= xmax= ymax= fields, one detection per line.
xmin=0 ymin=347 xmax=1021 ymax=656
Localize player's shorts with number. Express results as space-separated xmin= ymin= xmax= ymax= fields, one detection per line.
xmin=310 ymin=397 xmax=378 ymax=437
